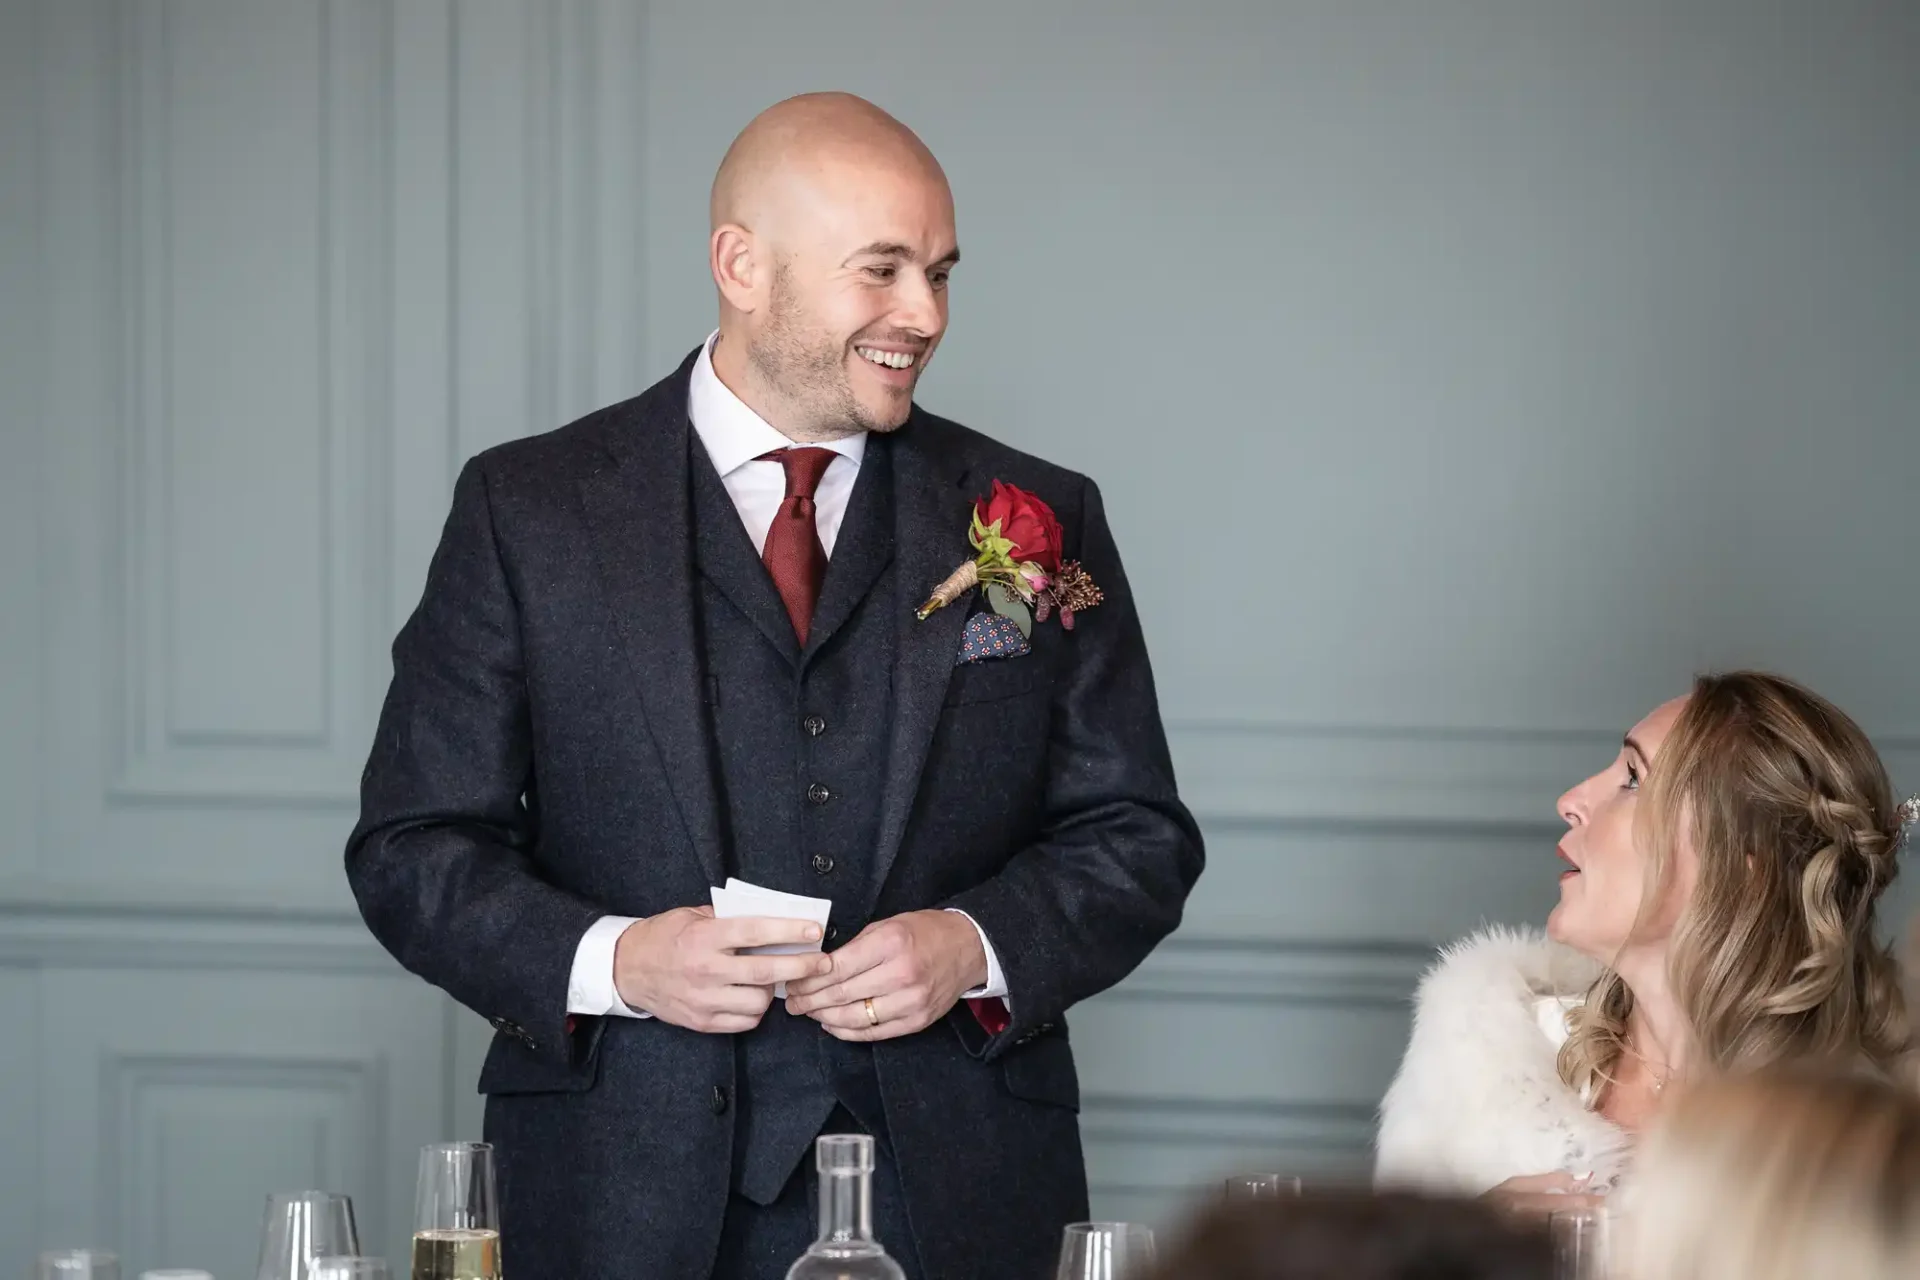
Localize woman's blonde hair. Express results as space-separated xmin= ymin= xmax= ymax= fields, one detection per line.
xmin=1619 ymin=1071 xmax=1920 ymax=1280
xmin=1558 ymin=671 xmax=1908 ymax=1098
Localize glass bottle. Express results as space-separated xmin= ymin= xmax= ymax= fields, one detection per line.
xmin=784 ymin=1134 xmax=907 ymax=1280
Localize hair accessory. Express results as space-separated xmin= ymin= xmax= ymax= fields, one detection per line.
xmin=1897 ymin=795 xmax=1920 ymax=852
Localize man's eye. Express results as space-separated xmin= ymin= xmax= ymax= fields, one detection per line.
xmin=865 ymin=266 xmax=896 ymax=282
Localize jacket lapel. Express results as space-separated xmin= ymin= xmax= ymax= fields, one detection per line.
xmin=690 ymin=447 xmax=802 ymax=664
xmin=862 ymin=415 xmax=978 ymax=917
xmin=575 ymin=356 xmax=727 ymax=887
xmin=803 ymin=435 xmax=896 ymax=659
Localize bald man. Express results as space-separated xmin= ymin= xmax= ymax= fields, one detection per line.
xmin=348 ymin=93 xmax=1203 ymax=1279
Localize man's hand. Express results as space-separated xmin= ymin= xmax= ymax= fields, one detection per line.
xmin=613 ymin=907 xmax=833 ymax=1033
xmin=782 ymin=910 xmax=989 ymax=1041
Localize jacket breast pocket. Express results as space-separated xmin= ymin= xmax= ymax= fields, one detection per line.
xmin=945 ymin=656 xmax=1044 ymax=707
xmin=999 ymin=1032 xmax=1080 ymax=1112
xmin=477 ymin=1026 xmax=602 ymax=1096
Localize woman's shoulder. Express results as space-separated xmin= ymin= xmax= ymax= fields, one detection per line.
xmin=1396 ymin=925 xmax=1600 ymax=1088
xmin=1374 ymin=925 xmax=1614 ymax=1193
xmin=1415 ymin=924 xmax=1601 ymax=1013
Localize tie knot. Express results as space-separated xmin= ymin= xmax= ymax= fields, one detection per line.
xmin=762 ymin=447 xmax=838 ymax=500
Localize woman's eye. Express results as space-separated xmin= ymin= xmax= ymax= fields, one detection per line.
xmin=1624 ymin=762 xmax=1641 ymax=792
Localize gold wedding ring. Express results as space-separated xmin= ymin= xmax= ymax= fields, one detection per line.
xmin=863 ymin=997 xmax=879 ymax=1027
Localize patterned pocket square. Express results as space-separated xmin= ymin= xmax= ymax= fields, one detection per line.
xmin=955 ymin=612 xmax=1032 ymax=666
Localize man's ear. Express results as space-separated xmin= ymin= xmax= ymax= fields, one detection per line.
xmin=711 ymin=224 xmax=761 ymax=314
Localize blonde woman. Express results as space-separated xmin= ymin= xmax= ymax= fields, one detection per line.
xmin=1373 ymin=671 xmax=1913 ymax=1211
xmin=1619 ymin=1071 xmax=1920 ymax=1280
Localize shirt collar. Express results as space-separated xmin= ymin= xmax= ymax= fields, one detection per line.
xmin=688 ymin=330 xmax=867 ymax=478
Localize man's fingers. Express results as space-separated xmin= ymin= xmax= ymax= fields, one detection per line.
xmin=784 ymin=933 xmax=894 ymax=1000
xmin=701 ymin=983 xmax=778 ymax=1018
xmin=711 ymin=950 xmax=834 ymax=988
xmin=703 ymin=915 xmax=824 ymax=950
xmin=784 ymin=959 xmax=904 ymax=1016
xmin=820 ymin=1005 xmax=925 ymax=1042
xmin=800 ymin=991 xmax=885 ymax=1030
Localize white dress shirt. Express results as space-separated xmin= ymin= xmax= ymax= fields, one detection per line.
xmin=565 ymin=332 xmax=1009 ymax=1019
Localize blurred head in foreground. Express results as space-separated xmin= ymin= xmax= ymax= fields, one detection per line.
xmin=1143 ymin=1189 xmax=1552 ymax=1280
xmin=1621 ymin=1070 xmax=1920 ymax=1280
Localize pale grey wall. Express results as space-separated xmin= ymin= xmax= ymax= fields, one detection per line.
xmin=4 ymin=0 xmax=1917 ymax=1268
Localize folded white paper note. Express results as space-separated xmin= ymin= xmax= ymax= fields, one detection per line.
xmin=710 ymin=877 xmax=832 ymax=998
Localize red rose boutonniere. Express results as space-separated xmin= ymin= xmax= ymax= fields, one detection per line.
xmin=915 ymin=480 xmax=1104 ymax=634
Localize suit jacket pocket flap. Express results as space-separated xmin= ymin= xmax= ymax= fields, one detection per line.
xmin=999 ymin=1034 xmax=1080 ymax=1111
xmin=945 ymin=656 xmax=1043 ymax=706
xmin=477 ymin=1026 xmax=602 ymax=1095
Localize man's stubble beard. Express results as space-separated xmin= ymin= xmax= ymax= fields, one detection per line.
xmin=746 ymin=266 xmax=912 ymax=437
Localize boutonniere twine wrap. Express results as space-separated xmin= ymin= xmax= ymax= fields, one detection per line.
xmin=915 ymin=480 xmax=1103 ymax=634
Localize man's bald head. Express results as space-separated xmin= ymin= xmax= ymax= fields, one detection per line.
xmin=710 ymin=92 xmax=948 ymax=236
xmin=705 ymin=93 xmax=959 ymax=442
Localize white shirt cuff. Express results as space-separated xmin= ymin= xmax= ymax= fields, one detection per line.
xmin=567 ymin=915 xmax=651 ymax=1019
xmin=945 ymin=908 xmax=1010 ymax=1003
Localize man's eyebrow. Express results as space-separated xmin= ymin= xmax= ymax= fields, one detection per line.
xmin=846 ymin=242 xmax=962 ymax=267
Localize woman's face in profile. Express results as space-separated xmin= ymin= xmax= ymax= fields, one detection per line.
xmin=1548 ymin=696 xmax=1695 ymax=960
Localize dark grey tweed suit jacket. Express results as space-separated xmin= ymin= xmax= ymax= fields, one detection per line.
xmin=346 ymin=351 xmax=1204 ymax=1278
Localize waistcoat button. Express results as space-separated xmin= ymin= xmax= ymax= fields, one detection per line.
xmin=802 ymin=714 xmax=826 ymax=736
xmin=807 ymin=782 xmax=831 ymax=805
xmin=811 ymin=853 xmax=835 ymax=875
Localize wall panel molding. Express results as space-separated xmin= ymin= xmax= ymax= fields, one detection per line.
xmin=1114 ymin=937 xmax=1431 ymax=1010
xmin=0 ymin=0 xmax=43 ymax=887
xmin=109 ymin=0 xmax=395 ymax=807
xmin=105 ymin=1053 xmax=386 ymax=1270
xmin=1083 ymin=1094 xmax=1377 ymax=1223
xmin=1168 ymin=721 xmax=1920 ymax=829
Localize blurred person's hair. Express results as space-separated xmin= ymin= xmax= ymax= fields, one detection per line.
xmin=1142 ymin=1189 xmax=1552 ymax=1280
xmin=1622 ymin=1070 xmax=1920 ymax=1280
xmin=1560 ymin=671 xmax=1908 ymax=1099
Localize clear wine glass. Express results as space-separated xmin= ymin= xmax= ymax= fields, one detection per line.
xmin=1056 ymin=1222 xmax=1156 ymax=1280
xmin=256 ymin=1192 xmax=361 ymax=1280
xmin=310 ymin=1259 xmax=392 ymax=1280
xmin=413 ymin=1142 xmax=502 ymax=1280
xmin=1550 ymin=1204 xmax=1616 ymax=1280
xmin=36 ymin=1251 xmax=119 ymax=1280
xmin=1222 ymin=1173 xmax=1304 ymax=1199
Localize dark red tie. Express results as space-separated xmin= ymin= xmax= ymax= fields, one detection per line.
xmin=760 ymin=448 xmax=837 ymax=645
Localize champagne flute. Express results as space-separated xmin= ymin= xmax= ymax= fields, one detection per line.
xmin=256 ymin=1191 xmax=361 ymax=1280
xmin=1056 ymin=1222 xmax=1156 ymax=1280
xmin=36 ymin=1251 xmax=119 ymax=1280
xmin=413 ymin=1142 xmax=502 ymax=1280
xmin=1222 ymin=1172 xmax=1304 ymax=1199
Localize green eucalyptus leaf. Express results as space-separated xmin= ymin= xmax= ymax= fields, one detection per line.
xmin=985 ymin=583 xmax=1033 ymax=638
